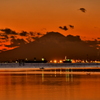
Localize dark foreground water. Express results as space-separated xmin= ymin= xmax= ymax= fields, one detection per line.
xmin=0 ymin=73 xmax=100 ymax=100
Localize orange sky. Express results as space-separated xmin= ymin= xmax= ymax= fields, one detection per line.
xmin=0 ymin=0 xmax=100 ymax=40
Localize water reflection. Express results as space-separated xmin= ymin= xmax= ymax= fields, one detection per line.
xmin=0 ymin=74 xmax=100 ymax=100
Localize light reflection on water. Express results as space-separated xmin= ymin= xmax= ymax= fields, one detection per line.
xmin=0 ymin=73 xmax=100 ymax=100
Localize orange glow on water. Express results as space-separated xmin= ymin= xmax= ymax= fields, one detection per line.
xmin=0 ymin=74 xmax=100 ymax=100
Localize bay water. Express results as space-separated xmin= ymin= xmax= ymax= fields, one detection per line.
xmin=0 ymin=72 xmax=100 ymax=100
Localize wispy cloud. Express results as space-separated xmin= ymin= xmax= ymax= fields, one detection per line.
xmin=69 ymin=25 xmax=74 ymax=29
xmin=20 ymin=31 xmax=28 ymax=36
xmin=5 ymin=38 xmax=26 ymax=47
xmin=59 ymin=26 xmax=68 ymax=31
xmin=0 ymin=28 xmax=18 ymax=35
xmin=79 ymin=8 xmax=86 ymax=13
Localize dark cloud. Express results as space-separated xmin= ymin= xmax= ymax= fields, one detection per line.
xmin=97 ymin=37 xmax=100 ymax=39
xmin=1 ymin=34 xmax=9 ymax=39
xmin=59 ymin=26 xmax=68 ymax=31
xmin=0 ymin=38 xmax=6 ymax=40
xmin=5 ymin=44 xmax=18 ymax=48
xmin=20 ymin=31 xmax=28 ymax=36
xmin=29 ymin=32 xmax=39 ymax=36
xmin=69 ymin=25 xmax=74 ymax=29
xmin=79 ymin=8 xmax=86 ymax=13
xmin=11 ymin=38 xmax=26 ymax=45
xmin=0 ymin=28 xmax=45 ymax=49
xmin=2 ymin=49 xmax=7 ymax=51
xmin=0 ymin=28 xmax=18 ymax=35
xmin=29 ymin=32 xmax=35 ymax=36
xmin=3 ymin=35 xmax=9 ymax=39
xmin=0 ymin=34 xmax=8 ymax=40
xmin=37 ymin=33 xmax=43 ymax=35
xmin=10 ymin=36 xmax=15 ymax=39
xmin=5 ymin=38 xmax=26 ymax=47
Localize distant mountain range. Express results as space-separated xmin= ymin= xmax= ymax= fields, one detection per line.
xmin=0 ymin=32 xmax=98 ymax=61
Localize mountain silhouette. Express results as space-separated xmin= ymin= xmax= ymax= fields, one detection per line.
xmin=0 ymin=32 xmax=98 ymax=61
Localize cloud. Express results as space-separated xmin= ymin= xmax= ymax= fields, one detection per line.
xmin=97 ymin=37 xmax=100 ymax=39
xmin=0 ymin=34 xmax=9 ymax=42
xmin=29 ymin=32 xmax=35 ymax=36
xmin=79 ymin=8 xmax=86 ymax=13
xmin=69 ymin=25 xmax=74 ymax=29
xmin=1 ymin=34 xmax=9 ymax=39
xmin=29 ymin=32 xmax=39 ymax=36
xmin=59 ymin=26 xmax=68 ymax=31
xmin=0 ymin=38 xmax=6 ymax=40
xmin=3 ymin=35 xmax=9 ymax=39
xmin=0 ymin=28 xmax=18 ymax=35
xmin=37 ymin=33 xmax=43 ymax=35
xmin=20 ymin=31 xmax=28 ymax=36
xmin=5 ymin=38 xmax=26 ymax=47
xmin=10 ymin=36 xmax=15 ymax=39
xmin=0 ymin=28 xmax=46 ymax=50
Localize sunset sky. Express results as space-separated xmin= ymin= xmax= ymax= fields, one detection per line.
xmin=0 ymin=0 xmax=100 ymax=40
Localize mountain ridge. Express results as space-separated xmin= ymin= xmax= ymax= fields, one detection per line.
xmin=0 ymin=32 xmax=97 ymax=61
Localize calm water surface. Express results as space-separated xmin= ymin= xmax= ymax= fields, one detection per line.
xmin=0 ymin=73 xmax=100 ymax=100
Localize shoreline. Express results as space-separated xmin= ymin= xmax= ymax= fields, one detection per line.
xmin=0 ymin=63 xmax=100 ymax=74
xmin=0 ymin=66 xmax=100 ymax=75
xmin=0 ymin=71 xmax=100 ymax=75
